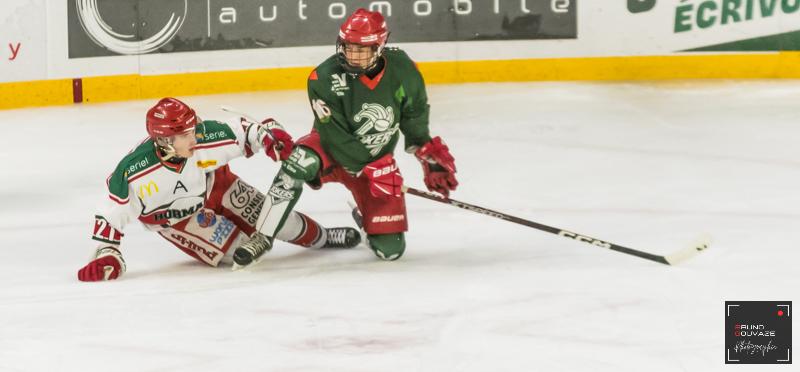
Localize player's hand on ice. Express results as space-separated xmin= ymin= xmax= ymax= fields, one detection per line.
xmin=259 ymin=118 xmax=294 ymax=161
xmin=415 ymin=136 xmax=458 ymax=197
xmin=77 ymin=247 xmax=126 ymax=282
xmin=364 ymin=153 xmax=403 ymax=198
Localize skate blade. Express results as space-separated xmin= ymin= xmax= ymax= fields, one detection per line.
xmin=231 ymin=256 xmax=264 ymax=271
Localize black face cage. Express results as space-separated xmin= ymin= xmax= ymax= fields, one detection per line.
xmin=336 ymin=37 xmax=386 ymax=75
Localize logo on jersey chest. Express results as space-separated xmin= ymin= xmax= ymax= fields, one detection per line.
xmin=138 ymin=181 xmax=160 ymax=199
xmin=354 ymin=103 xmax=398 ymax=156
xmin=153 ymin=202 xmax=203 ymax=223
xmin=137 ymin=180 xmax=190 ymax=199
xmin=139 ymin=196 xmax=205 ymax=226
xmin=331 ymin=73 xmax=349 ymax=96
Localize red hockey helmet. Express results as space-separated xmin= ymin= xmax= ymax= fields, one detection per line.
xmin=339 ymin=8 xmax=388 ymax=46
xmin=336 ymin=8 xmax=389 ymax=74
xmin=146 ymin=97 xmax=198 ymax=139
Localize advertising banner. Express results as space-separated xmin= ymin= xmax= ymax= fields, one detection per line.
xmin=625 ymin=0 xmax=800 ymax=52
xmin=68 ymin=0 xmax=577 ymax=58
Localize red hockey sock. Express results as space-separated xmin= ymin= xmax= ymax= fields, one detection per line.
xmin=288 ymin=212 xmax=325 ymax=249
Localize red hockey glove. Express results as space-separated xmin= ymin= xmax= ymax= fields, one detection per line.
xmin=78 ymin=247 xmax=126 ymax=282
xmin=259 ymin=118 xmax=294 ymax=161
xmin=415 ymin=136 xmax=458 ymax=198
xmin=363 ymin=153 xmax=403 ymax=198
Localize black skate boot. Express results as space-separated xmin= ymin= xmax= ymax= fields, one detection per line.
xmin=322 ymin=227 xmax=361 ymax=248
xmin=232 ymin=233 xmax=273 ymax=269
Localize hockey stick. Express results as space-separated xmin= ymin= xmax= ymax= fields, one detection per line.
xmin=402 ymin=185 xmax=711 ymax=266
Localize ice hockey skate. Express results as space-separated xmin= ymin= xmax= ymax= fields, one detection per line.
xmin=321 ymin=227 xmax=361 ymax=249
xmin=232 ymin=233 xmax=273 ymax=270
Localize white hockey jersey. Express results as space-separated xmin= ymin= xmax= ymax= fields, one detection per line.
xmin=90 ymin=119 xmax=268 ymax=250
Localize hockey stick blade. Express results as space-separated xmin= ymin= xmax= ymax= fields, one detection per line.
xmin=663 ymin=234 xmax=712 ymax=265
xmin=219 ymin=105 xmax=259 ymax=125
xmin=219 ymin=105 xmax=279 ymax=143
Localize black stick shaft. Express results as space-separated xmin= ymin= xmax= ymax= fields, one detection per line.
xmin=403 ymin=186 xmax=670 ymax=265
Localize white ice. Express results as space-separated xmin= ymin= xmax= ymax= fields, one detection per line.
xmin=0 ymin=81 xmax=797 ymax=371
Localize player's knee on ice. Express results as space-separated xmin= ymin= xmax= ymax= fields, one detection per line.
xmin=368 ymin=233 xmax=405 ymax=261
xmin=281 ymin=146 xmax=321 ymax=182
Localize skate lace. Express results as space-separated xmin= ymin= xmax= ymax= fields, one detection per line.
xmin=242 ymin=234 xmax=270 ymax=256
xmin=327 ymin=228 xmax=347 ymax=247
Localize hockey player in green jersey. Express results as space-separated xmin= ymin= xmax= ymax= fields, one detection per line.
xmin=77 ymin=98 xmax=360 ymax=281
xmin=232 ymin=9 xmax=458 ymax=267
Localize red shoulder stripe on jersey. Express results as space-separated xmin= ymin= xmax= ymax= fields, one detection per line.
xmin=109 ymin=194 xmax=129 ymax=205
xmin=194 ymin=139 xmax=238 ymax=150
xmin=309 ymin=70 xmax=318 ymax=81
xmin=128 ymin=163 xmax=163 ymax=183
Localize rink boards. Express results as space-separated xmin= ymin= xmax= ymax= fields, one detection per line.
xmin=2 ymin=1 xmax=800 ymax=109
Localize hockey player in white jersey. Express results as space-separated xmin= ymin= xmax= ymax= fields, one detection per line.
xmin=78 ymin=97 xmax=360 ymax=281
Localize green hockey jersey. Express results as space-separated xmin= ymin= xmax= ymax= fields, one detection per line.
xmin=307 ymin=48 xmax=432 ymax=173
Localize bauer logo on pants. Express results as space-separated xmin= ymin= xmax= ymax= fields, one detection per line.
xmin=725 ymin=301 xmax=792 ymax=364
xmin=372 ymin=215 xmax=404 ymax=223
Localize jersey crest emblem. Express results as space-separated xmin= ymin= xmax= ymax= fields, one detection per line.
xmin=354 ymin=103 xmax=399 ymax=156
xmin=355 ymin=103 xmax=394 ymax=135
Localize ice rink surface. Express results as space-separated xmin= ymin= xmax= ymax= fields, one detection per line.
xmin=0 ymin=81 xmax=797 ymax=371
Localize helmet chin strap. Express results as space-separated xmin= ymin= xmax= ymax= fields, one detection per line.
xmin=363 ymin=55 xmax=385 ymax=78
xmin=155 ymin=137 xmax=182 ymax=162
